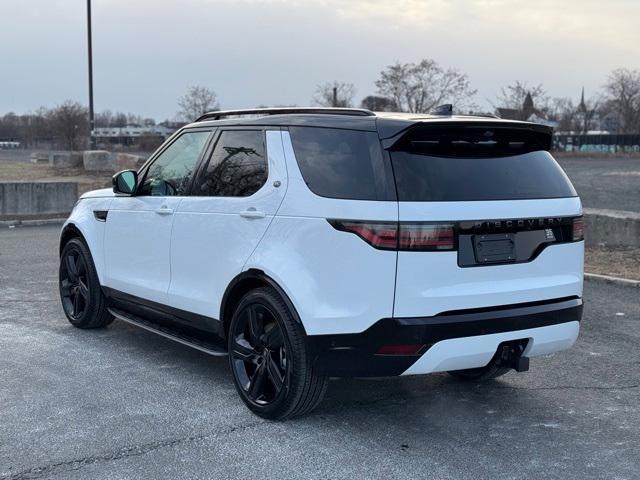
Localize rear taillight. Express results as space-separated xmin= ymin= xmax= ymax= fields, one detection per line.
xmin=572 ymin=217 xmax=584 ymax=241
xmin=328 ymin=220 xmax=398 ymax=250
xmin=399 ymin=223 xmax=454 ymax=251
xmin=328 ymin=220 xmax=455 ymax=251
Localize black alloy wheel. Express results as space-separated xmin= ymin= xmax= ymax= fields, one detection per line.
xmin=230 ymin=302 xmax=288 ymax=406
xmin=59 ymin=238 xmax=113 ymax=329
xmin=60 ymin=248 xmax=90 ymax=321
xmin=228 ymin=287 xmax=328 ymax=420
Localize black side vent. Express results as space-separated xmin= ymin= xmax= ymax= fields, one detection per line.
xmin=93 ymin=210 xmax=108 ymax=222
xmin=390 ymin=124 xmax=552 ymax=158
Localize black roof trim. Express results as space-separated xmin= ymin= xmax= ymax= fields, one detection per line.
xmin=380 ymin=120 xmax=554 ymax=150
xmin=196 ymin=107 xmax=375 ymax=122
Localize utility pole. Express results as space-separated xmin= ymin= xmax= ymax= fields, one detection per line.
xmin=87 ymin=0 xmax=95 ymax=149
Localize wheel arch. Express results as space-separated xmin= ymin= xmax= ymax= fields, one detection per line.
xmin=220 ymin=269 xmax=305 ymax=339
xmin=59 ymin=220 xmax=109 ymax=285
xmin=59 ymin=223 xmax=87 ymax=256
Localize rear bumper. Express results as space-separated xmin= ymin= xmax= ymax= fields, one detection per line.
xmin=306 ymin=297 xmax=582 ymax=377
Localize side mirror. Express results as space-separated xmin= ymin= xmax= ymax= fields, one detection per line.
xmin=112 ymin=170 xmax=138 ymax=195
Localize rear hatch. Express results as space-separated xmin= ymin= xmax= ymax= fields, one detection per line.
xmin=387 ymin=122 xmax=584 ymax=317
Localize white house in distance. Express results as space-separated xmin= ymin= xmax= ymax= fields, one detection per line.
xmin=92 ymin=125 xmax=176 ymax=138
xmin=92 ymin=124 xmax=175 ymax=142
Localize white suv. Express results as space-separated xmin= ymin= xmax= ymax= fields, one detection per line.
xmin=59 ymin=107 xmax=584 ymax=419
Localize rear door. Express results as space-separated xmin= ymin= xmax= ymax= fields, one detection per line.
xmin=389 ymin=123 xmax=584 ymax=317
xmin=167 ymin=129 xmax=287 ymax=320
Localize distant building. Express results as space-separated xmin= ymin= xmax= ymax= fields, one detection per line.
xmin=496 ymin=92 xmax=558 ymax=128
xmin=92 ymin=124 xmax=176 ymax=146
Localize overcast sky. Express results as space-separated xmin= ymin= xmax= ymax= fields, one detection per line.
xmin=1 ymin=0 xmax=638 ymax=120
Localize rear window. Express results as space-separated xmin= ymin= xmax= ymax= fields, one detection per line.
xmin=389 ymin=125 xmax=576 ymax=201
xmin=289 ymin=127 xmax=394 ymax=201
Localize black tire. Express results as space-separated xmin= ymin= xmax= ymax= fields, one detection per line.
xmin=448 ymin=363 xmax=510 ymax=381
xmin=228 ymin=287 xmax=328 ymax=420
xmin=59 ymin=238 xmax=114 ymax=329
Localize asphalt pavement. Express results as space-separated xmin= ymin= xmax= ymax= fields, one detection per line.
xmin=557 ymin=156 xmax=640 ymax=212
xmin=1 ymin=225 xmax=639 ymax=480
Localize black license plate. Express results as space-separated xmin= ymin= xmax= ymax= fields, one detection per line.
xmin=474 ymin=233 xmax=516 ymax=264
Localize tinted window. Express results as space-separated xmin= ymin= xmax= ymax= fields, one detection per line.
xmin=196 ymin=130 xmax=267 ymax=197
xmin=391 ymin=150 xmax=577 ymax=201
xmin=289 ymin=127 xmax=392 ymax=200
xmin=139 ymin=131 xmax=209 ymax=196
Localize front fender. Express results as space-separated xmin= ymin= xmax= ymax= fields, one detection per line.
xmin=61 ymin=197 xmax=113 ymax=284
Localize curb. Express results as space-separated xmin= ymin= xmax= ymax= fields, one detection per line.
xmin=585 ymin=272 xmax=640 ymax=288
xmin=1 ymin=218 xmax=66 ymax=228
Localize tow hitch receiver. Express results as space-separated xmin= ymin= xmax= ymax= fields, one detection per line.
xmin=495 ymin=340 xmax=530 ymax=372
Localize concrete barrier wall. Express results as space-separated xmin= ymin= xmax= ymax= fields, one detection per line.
xmin=83 ymin=150 xmax=115 ymax=172
xmin=584 ymin=208 xmax=640 ymax=248
xmin=0 ymin=182 xmax=78 ymax=219
xmin=30 ymin=151 xmax=83 ymax=168
xmin=0 ymin=181 xmax=637 ymax=248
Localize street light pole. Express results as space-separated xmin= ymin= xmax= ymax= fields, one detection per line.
xmin=86 ymin=0 xmax=95 ymax=149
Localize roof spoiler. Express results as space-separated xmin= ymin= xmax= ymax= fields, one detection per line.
xmin=430 ymin=104 xmax=453 ymax=115
xmin=381 ymin=121 xmax=554 ymax=156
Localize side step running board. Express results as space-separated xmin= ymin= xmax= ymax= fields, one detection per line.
xmin=108 ymin=308 xmax=228 ymax=356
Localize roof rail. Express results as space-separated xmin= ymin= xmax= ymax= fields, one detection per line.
xmin=195 ymin=107 xmax=375 ymax=122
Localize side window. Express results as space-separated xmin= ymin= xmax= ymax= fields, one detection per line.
xmin=139 ymin=131 xmax=210 ymax=196
xmin=288 ymin=127 xmax=391 ymax=201
xmin=195 ymin=130 xmax=267 ymax=197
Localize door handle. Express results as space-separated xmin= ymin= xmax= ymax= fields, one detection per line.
xmin=155 ymin=205 xmax=174 ymax=215
xmin=240 ymin=208 xmax=266 ymax=219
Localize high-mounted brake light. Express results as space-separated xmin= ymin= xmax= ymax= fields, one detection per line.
xmin=572 ymin=217 xmax=584 ymax=241
xmin=328 ymin=220 xmax=456 ymax=251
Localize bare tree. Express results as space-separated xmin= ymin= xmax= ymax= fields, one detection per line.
xmin=112 ymin=112 xmax=128 ymax=128
xmin=374 ymin=59 xmax=476 ymax=113
xmin=95 ymin=110 xmax=114 ymax=128
xmin=178 ymin=86 xmax=220 ymax=122
xmin=495 ymin=81 xmax=548 ymax=111
xmin=603 ymin=68 xmax=640 ymax=134
xmin=548 ymin=97 xmax=577 ymax=132
xmin=0 ymin=112 xmax=19 ymax=141
xmin=27 ymin=107 xmax=51 ymax=147
xmin=126 ymin=113 xmax=145 ymax=126
xmin=313 ymin=82 xmax=356 ymax=108
xmin=360 ymin=95 xmax=397 ymax=112
xmin=47 ymin=101 xmax=89 ymax=150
